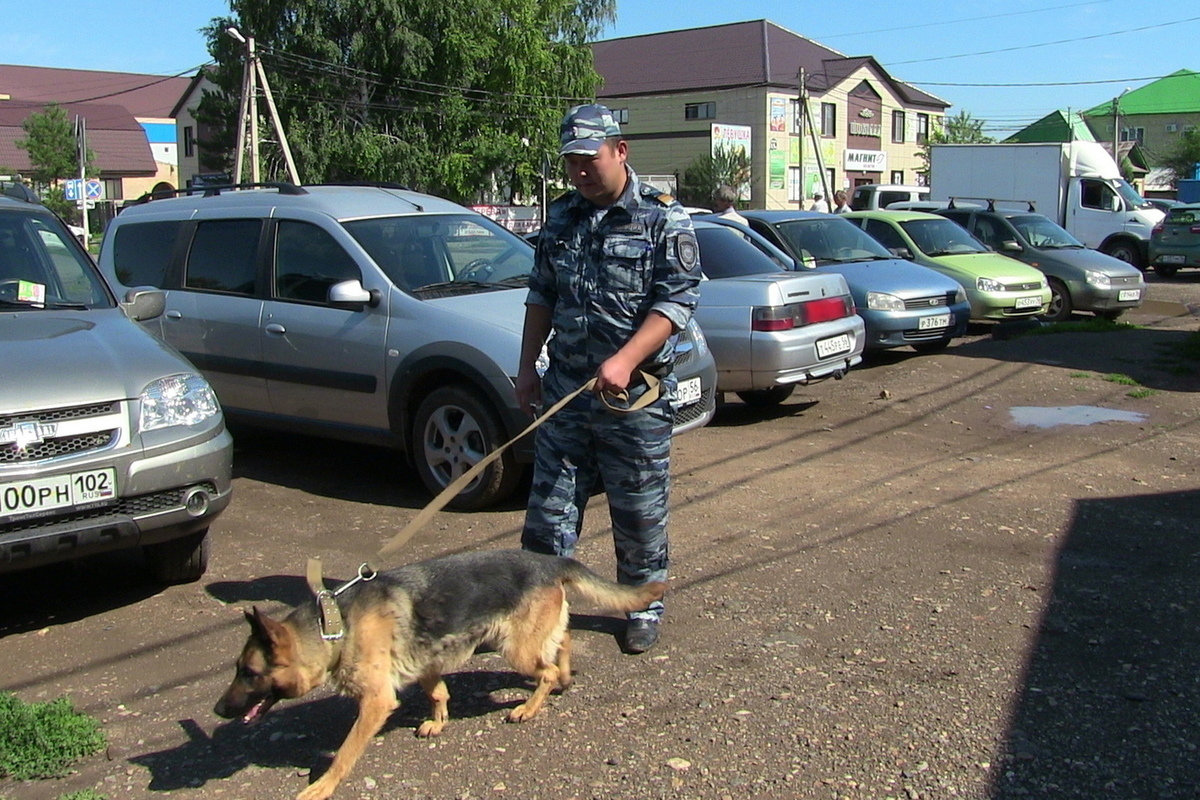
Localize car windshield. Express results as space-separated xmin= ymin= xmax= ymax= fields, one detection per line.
xmin=0 ymin=211 xmax=113 ymax=309
xmin=694 ymin=226 xmax=785 ymax=278
xmin=1165 ymin=206 xmax=1200 ymax=226
xmin=773 ymin=217 xmax=893 ymax=265
xmin=1008 ymin=215 xmax=1083 ymax=248
xmin=344 ymin=213 xmax=533 ymax=296
xmin=1114 ymin=179 xmax=1154 ymax=211
xmin=899 ymin=218 xmax=988 ymax=256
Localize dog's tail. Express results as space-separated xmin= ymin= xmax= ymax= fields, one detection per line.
xmin=558 ymin=559 xmax=666 ymax=613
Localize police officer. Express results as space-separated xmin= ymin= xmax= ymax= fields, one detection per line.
xmin=515 ymin=103 xmax=701 ymax=654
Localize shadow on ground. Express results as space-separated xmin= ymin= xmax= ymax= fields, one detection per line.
xmin=991 ymin=488 xmax=1200 ymax=798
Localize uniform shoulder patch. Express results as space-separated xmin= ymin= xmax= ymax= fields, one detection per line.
xmin=674 ymin=231 xmax=699 ymax=269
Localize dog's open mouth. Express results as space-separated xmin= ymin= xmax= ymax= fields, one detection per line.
xmin=241 ymin=696 xmax=277 ymax=724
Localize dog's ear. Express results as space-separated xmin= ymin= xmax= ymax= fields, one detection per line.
xmin=244 ymin=606 xmax=287 ymax=645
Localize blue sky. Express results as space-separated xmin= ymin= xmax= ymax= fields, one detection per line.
xmin=4 ymin=0 xmax=1197 ymax=137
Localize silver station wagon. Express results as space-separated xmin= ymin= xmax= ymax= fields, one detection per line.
xmin=0 ymin=189 xmax=232 ymax=582
xmin=99 ymin=183 xmax=717 ymax=510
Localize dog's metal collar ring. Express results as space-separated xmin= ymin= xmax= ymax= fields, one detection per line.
xmin=308 ymin=561 xmax=377 ymax=641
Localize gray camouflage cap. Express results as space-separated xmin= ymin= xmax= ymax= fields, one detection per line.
xmin=559 ymin=103 xmax=621 ymax=156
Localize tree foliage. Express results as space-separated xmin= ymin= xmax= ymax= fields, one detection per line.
xmin=198 ymin=0 xmax=615 ymax=204
xmin=13 ymin=104 xmax=92 ymax=222
xmin=679 ymin=145 xmax=752 ymax=208
xmin=1158 ymin=128 xmax=1200 ymax=187
xmin=917 ymin=110 xmax=994 ymax=182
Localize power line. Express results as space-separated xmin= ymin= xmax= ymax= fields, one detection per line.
xmin=60 ymin=63 xmax=213 ymax=105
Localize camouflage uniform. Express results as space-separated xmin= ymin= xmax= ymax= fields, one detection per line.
xmin=522 ymin=128 xmax=700 ymax=623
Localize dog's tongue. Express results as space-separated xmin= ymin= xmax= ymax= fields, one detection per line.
xmin=242 ymin=699 xmax=270 ymax=724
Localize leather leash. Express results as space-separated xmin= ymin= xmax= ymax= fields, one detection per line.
xmin=305 ymin=371 xmax=662 ymax=640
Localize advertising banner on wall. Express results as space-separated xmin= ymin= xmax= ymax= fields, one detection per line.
xmin=769 ymin=97 xmax=787 ymax=133
xmin=712 ymin=123 xmax=753 ymax=200
xmin=844 ymin=149 xmax=887 ymax=173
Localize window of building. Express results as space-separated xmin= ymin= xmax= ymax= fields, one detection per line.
xmin=612 ymin=108 xmax=629 ymax=124
xmin=916 ymin=114 xmax=930 ymax=144
xmin=821 ymin=103 xmax=837 ymax=137
xmin=892 ymin=111 xmax=906 ymax=143
xmin=183 ymin=126 xmax=195 ymax=158
xmin=685 ymin=102 xmax=716 ymax=120
xmin=788 ymin=167 xmax=802 ymax=203
xmin=1120 ymin=126 xmax=1145 ymax=144
xmin=790 ymin=99 xmax=802 ymax=134
xmin=891 ymin=170 xmax=904 ymax=185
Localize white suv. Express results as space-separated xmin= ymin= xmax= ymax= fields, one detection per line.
xmin=99 ymin=183 xmax=717 ymax=510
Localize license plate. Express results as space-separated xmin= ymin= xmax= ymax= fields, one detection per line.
xmin=1014 ymin=296 xmax=1043 ymax=309
xmin=816 ymin=333 xmax=852 ymax=359
xmin=1118 ymin=289 xmax=1142 ymax=301
xmin=918 ymin=313 xmax=951 ymax=331
xmin=0 ymin=468 xmax=116 ymax=522
xmin=676 ymin=376 xmax=702 ymax=405
xmin=1160 ymin=255 xmax=1186 ymax=264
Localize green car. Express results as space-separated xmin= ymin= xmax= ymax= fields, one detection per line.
xmin=844 ymin=210 xmax=1050 ymax=321
xmin=1149 ymin=203 xmax=1200 ymax=277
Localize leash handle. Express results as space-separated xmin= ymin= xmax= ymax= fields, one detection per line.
xmin=376 ymin=371 xmax=661 ymax=558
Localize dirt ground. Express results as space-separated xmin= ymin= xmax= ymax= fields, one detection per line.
xmin=3 ymin=274 xmax=1200 ymax=800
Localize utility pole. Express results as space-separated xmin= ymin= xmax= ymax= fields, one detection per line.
xmin=75 ymin=115 xmax=89 ymax=250
xmin=227 ymin=27 xmax=300 ymax=185
xmin=796 ymin=69 xmax=805 ymax=210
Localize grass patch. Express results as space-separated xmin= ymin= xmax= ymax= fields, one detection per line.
xmin=1127 ymin=387 xmax=1158 ymax=399
xmin=1101 ymin=373 xmax=1139 ymax=386
xmin=0 ymin=693 xmax=105 ymax=780
xmin=57 ymin=792 xmax=108 ymax=800
xmin=1068 ymin=371 xmax=1092 ymax=379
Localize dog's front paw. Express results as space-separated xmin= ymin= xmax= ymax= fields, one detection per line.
xmin=296 ymin=780 xmax=335 ymax=800
xmin=416 ymin=719 xmax=446 ymax=738
xmin=506 ymin=703 xmax=540 ymax=723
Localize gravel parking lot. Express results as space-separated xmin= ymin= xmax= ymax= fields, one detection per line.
xmin=2 ymin=273 xmax=1199 ymax=800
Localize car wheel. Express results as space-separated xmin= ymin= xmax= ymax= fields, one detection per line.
xmin=1103 ymin=240 xmax=1140 ymax=267
xmin=735 ymin=386 xmax=794 ymax=406
xmin=144 ymin=529 xmax=210 ymax=584
xmin=1154 ymin=264 xmax=1180 ymax=277
xmin=412 ymin=385 xmax=521 ymax=510
xmin=1040 ymin=278 xmax=1072 ymax=322
xmin=912 ymin=338 xmax=951 ymax=354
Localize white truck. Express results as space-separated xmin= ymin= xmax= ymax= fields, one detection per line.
xmin=929 ymin=142 xmax=1163 ymax=267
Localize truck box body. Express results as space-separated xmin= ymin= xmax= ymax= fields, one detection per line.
xmin=929 ymin=142 xmax=1163 ymax=267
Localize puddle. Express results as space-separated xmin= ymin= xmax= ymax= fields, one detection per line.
xmin=1009 ymin=405 xmax=1147 ymax=429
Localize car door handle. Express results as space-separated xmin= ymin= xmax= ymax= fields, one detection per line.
xmin=265 ymin=322 xmax=287 ymax=335
xmin=165 ymin=310 xmax=182 ymax=320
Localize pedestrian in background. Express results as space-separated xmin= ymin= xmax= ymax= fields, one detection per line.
xmin=809 ymin=191 xmax=830 ymax=213
xmin=832 ymin=190 xmax=851 ymax=214
xmin=711 ymin=184 xmax=749 ymax=227
xmin=515 ymin=103 xmax=702 ymax=654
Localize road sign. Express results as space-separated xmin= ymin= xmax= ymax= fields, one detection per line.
xmin=64 ymin=179 xmax=82 ymax=201
xmin=84 ymin=180 xmax=103 ymax=200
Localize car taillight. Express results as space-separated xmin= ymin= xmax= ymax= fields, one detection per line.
xmin=751 ymin=296 xmax=853 ymax=331
xmin=1152 ymin=223 xmax=1164 ymax=235
xmin=1191 ymin=225 xmax=1200 ymax=234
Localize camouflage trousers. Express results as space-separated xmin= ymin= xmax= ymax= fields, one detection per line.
xmin=521 ymin=375 xmax=675 ymax=621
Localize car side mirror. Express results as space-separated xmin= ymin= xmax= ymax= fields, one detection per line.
xmin=121 ymin=286 xmax=166 ymax=321
xmin=1001 ymin=240 xmax=1022 ymax=253
xmin=328 ymin=279 xmax=380 ymax=309
xmin=889 ymin=246 xmax=913 ymax=260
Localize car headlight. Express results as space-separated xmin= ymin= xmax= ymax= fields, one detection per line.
xmin=1085 ymin=270 xmax=1111 ymax=287
xmin=866 ymin=291 xmax=904 ymax=311
xmin=140 ymin=373 xmax=220 ymax=431
xmin=976 ymin=276 xmax=1005 ymax=293
xmin=953 ymin=285 xmax=967 ymax=303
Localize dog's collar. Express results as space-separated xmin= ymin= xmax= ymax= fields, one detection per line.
xmin=305 ymin=559 xmax=377 ymax=641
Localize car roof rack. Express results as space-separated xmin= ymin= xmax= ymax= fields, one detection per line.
xmin=1 ymin=180 xmax=41 ymax=205
xmin=307 ymin=181 xmax=424 ymax=212
xmin=132 ymin=181 xmax=309 ymax=205
xmin=948 ymin=196 xmax=1037 ymax=214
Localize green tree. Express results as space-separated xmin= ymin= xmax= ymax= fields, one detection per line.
xmin=13 ymin=104 xmax=91 ymax=222
xmin=198 ymin=0 xmax=614 ymax=204
xmin=917 ymin=110 xmax=994 ymax=183
xmin=1158 ymin=128 xmax=1200 ymax=187
xmin=679 ymin=144 xmax=752 ymax=208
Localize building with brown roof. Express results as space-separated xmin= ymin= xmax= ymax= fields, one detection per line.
xmin=592 ymin=20 xmax=951 ymax=208
xmin=0 ymin=64 xmax=194 ymax=221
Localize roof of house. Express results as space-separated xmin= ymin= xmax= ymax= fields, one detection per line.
xmin=591 ymin=19 xmax=949 ymax=109
xmin=1084 ymin=69 xmax=1200 ymax=117
xmin=0 ymin=64 xmax=194 ymax=119
xmin=1004 ymin=109 xmax=1097 ymax=144
xmin=0 ymin=100 xmax=157 ymax=176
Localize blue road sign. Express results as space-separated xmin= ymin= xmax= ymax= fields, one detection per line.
xmin=84 ymin=180 xmax=103 ymax=200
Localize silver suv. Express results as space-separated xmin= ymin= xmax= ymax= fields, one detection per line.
xmin=98 ymin=183 xmax=717 ymax=510
xmin=0 ymin=191 xmax=232 ymax=582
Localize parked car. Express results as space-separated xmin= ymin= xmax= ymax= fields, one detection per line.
xmin=0 ymin=193 xmax=232 ymax=582
xmin=843 ymin=211 xmax=1051 ymax=321
xmin=934 ymin=205 xmax=1144 ymax=321
xmin=1144 ymin=198 xmax=1181 ymax=216
xmin=727 ymin=211 xmax=971 ymax=353
xmin=1149 ymin=203 xmax=1200 ymax=277
xmin=99 ymin=183 xmax=717 ymax=509
xmin=849 ymin=184 xmax=930 ymax=211
xmin=689 ymin=220 xmax=864 ymax=406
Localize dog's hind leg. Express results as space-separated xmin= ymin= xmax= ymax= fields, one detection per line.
xmin=297 ymin=615 xmax=397 ymax=800
xmin=504 ymin=586 xmax=568 ymax=723
xmin=415 ymin=675 xmax=450 ymax=738
xmin=556 ymin=629 xmax=573 ymax=691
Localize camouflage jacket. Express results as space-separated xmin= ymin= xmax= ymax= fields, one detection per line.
xmin=527 ymin=168 xmax=701 ymax=402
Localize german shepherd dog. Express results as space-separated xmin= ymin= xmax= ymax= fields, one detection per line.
xmin=213 ymin=549 xmax=665 ymax=800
